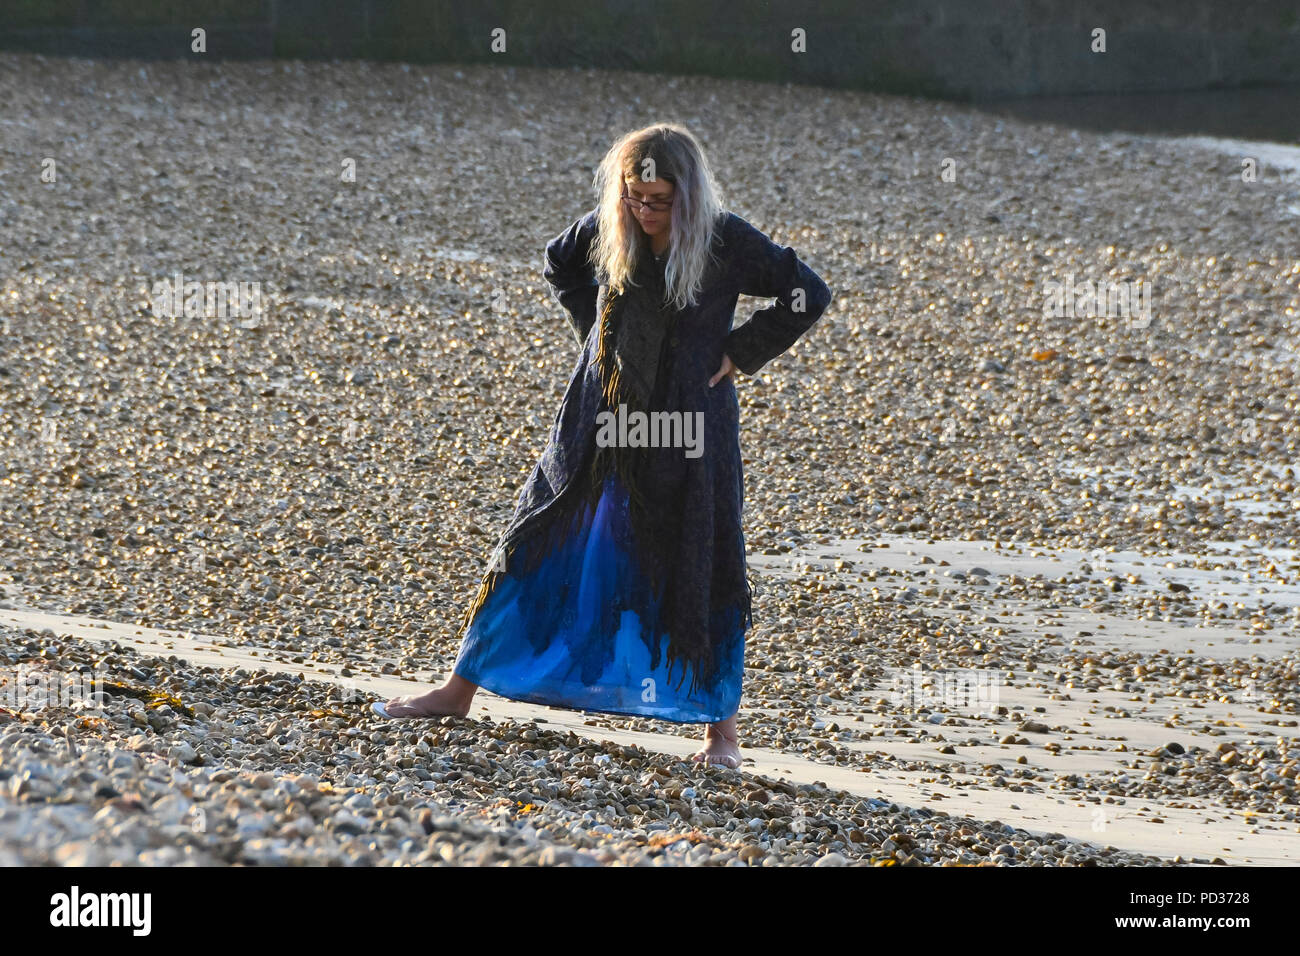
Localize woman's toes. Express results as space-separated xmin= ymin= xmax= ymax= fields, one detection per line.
xmin=689 ymin=748 xmax=740 ymax=769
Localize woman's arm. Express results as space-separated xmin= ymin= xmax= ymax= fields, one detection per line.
xmin=722 ymin=214 xmax=833 ymax=376
xmin=543 ymin=207 xmax=601 ymax=345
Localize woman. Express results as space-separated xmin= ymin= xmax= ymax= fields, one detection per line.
xmin=373 ymin=123 xmax=832 ymax=770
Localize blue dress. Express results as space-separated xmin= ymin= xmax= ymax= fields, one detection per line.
xmin=451 ymin=209 xmax=832 ymax=725
xmin=452 ymin=470 xmax=747 ymax=723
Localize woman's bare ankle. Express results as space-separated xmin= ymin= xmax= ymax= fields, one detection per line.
xmin=439 ymin=677 xmax=477 ymax=709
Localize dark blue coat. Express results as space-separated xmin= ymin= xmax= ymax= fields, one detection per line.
xmin=478 ymin=207 xmax=832 ymax=691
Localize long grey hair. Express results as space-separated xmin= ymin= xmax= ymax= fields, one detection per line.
xmin=589 ymin=123 xmax=726 ymax=312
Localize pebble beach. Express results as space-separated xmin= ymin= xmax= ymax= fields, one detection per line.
xmin=0 ymin=53 xmax=1297 ymax=865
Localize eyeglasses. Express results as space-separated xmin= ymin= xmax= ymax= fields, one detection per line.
xmin=621 ymin=192 xmax=674 ymax=213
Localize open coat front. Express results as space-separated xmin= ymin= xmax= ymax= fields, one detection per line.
xmin=457 ymin=207 xmax=833 ymax=707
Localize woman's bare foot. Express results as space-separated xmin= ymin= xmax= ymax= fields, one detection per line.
xmin=381 ymin=675 xmax=477 ymax=718
xmin=691 ymin=714 xmax=742 ymax=769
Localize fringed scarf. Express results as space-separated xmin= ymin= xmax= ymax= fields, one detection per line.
xmin=457 ymin=242 xmax=722 ymax=698
xmin=582 ymin=244 xmax=677 ymax=576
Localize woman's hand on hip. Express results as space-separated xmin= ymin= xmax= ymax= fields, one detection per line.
xmin=709 ymin=353 xmax=736 ymax=388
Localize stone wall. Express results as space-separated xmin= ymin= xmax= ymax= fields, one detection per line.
xmin=1 ymin=0 xmax=1296 ymax=99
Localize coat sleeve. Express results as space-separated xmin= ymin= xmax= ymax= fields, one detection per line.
xmin=722 ymin=214 xmax=833 ymax=376
xmin=543 ymin=207 xmax=601 ymax=345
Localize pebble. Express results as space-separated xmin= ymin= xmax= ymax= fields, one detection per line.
xmin=0 ymin=54 xmax=1293 ymax=868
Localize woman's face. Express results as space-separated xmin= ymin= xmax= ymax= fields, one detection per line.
xmin=624 ymin=176 xmax=674 ymax=239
